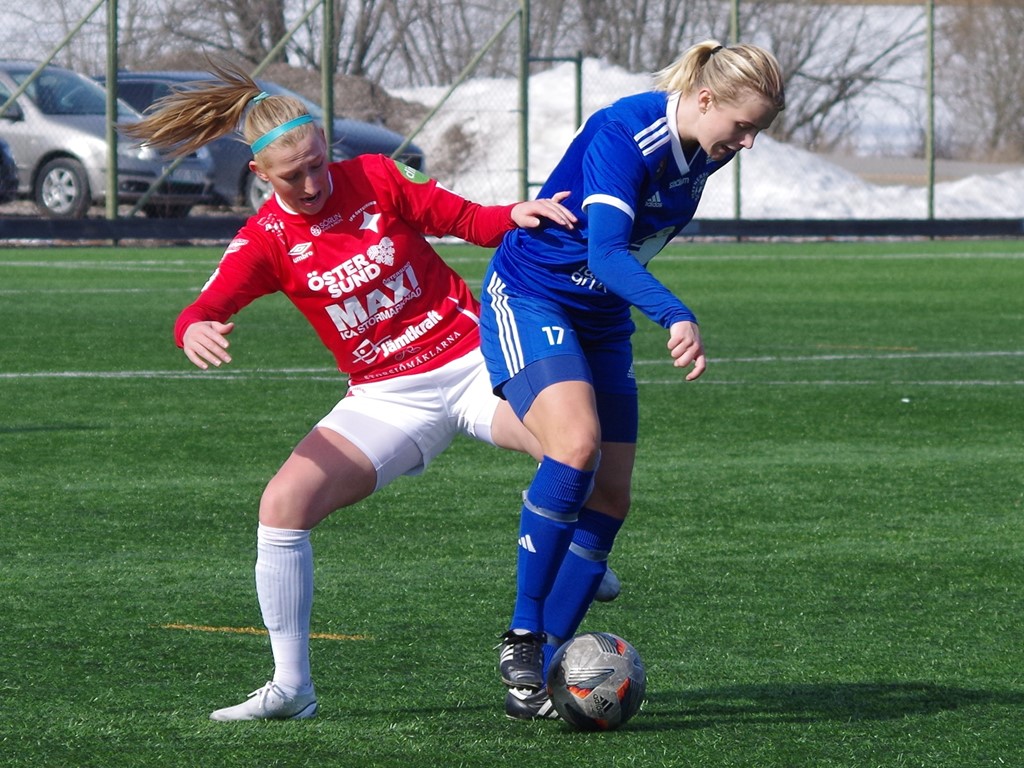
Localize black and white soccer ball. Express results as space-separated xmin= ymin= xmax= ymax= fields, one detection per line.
xmin=546 ymin=632 xmax=646 ymax=730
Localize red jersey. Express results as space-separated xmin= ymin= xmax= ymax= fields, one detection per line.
xmin=174 ymin=155 xmax=516 ymax=385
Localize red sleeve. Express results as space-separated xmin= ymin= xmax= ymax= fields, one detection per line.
xmin=172 ymin=229 xmax=282 ymax=347
xmin=369 ymin=155 xmax=517 ymax=247
xmin=451 ymin=200 xmax=518 ymax=247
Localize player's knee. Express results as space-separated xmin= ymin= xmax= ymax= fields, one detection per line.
xmin=547 ymin=432 xmax=601 ymax=470
xmin=259 ymin=476 xmax=318 ymax=529
xmin=259 ymin=482 xmax=293 ymax=527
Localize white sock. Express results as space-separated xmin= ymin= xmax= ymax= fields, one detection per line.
xmin=255 ymin=523 xmax=314 ymax=695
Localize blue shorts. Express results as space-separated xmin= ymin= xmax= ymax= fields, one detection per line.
xmin=480 ymin=265 xmax=639 ymax=442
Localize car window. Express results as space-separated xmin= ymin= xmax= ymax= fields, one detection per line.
xmin=116 ymin=83 xmax=156 ymax=113
xmin=17 ymin=71 xmax=105 ymax=115
xmin=13 ymin=69 xmax=136 ymax=119
xmin=119 ymin=82 xmax=175 ymax=112
xmin=0 ymin=81 xmax=25 ymax=120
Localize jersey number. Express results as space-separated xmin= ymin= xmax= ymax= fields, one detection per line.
xmin=541 ymin=325 xmax=565 ymax=346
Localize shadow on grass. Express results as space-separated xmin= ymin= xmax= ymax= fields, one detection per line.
xmin=634 ymin=681 xmax=1024 ymax=731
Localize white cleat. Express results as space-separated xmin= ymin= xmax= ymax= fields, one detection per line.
xmin=594 ymin=567 xmax=622 ymax=602
xmin=209 ymin=681 xmax=318 ymax=721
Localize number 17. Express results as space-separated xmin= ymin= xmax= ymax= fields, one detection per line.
xmin=541 ymin=325 xmax=564 ymax=345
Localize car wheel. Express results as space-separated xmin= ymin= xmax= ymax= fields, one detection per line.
xmin=143 ymin=203 xmax=192 ymax=218
xmin=35 ymin=157 xmax=91 ymax=218
xmin=244 ymin=173 xmax=273 ymax=212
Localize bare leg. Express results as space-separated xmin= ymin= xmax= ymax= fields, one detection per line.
xmin=211 ymin=427 xmax=385 ymax=720
xmin=259 ymin=426 xmax=379 ymax=530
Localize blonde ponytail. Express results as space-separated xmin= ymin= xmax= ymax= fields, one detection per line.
xmin=654 ymin=40 xmax=785 ymax=112
xmin=121 ymin=59 xmax=316 ymax=161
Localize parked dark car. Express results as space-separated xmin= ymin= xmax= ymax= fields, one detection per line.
xmin=99 ymin=70 xmax=426 ymax=212
xmin=0 ymin=137 xmax=17 ymax=203
xmin=0 ymin=60 xmax=215 ymax=218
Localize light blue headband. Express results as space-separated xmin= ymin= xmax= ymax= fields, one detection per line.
xmin=250 ymin=114 xmax=314 ymax=154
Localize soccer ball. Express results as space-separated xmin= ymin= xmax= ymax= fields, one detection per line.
xmin=547 ymin=632 xmax=646 ymax=730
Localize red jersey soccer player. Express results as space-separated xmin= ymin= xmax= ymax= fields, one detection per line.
xmin=124 ymin=61 xmax=576 ymax=721
xmin=175 ymin=153 xmax=538 ymax=386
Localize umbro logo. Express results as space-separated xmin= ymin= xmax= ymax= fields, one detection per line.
xmin=645 ymin=191 xmax=663 ymax=208
xmin=518 ymin=534 xmax=537 ymax=553
xmin=288 ymin=242 xmax=314 ymax=263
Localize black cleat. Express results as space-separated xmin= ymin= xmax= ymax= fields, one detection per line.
xmin=505 ymin=686 xmax=560 ymax=721
xmin=497 ymin=630 xmax=546 ymax=690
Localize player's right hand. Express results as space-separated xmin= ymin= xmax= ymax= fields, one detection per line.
xmin=182 ymin=320 xmax=235 ymax=370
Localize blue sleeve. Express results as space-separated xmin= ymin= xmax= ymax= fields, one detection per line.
xmin=580 ymin=121 xmax=696 ymax=328
xmin=587 ymin=203 xmax=697 ymax=328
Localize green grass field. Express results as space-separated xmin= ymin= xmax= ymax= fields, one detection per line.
xmin=1 ymin=239 xmax=1022 ymax=767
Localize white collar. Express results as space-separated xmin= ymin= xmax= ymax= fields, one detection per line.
xmin=666 ymin=91 xmax=690 ymax=174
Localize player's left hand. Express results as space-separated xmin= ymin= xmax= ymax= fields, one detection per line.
xmin=511 ymin=190 xmax=577 ymax=230
xmin=667 ymin=320 xmax=706 ymax=381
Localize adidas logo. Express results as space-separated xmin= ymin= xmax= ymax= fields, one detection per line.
xmin=518 ymin=534 xmax=537 ymax=553
xmin=645 ymin=191 xmax=663 ymax=208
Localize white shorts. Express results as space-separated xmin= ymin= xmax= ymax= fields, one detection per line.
xmin=316 ymin=347 xmax=501 ymax=491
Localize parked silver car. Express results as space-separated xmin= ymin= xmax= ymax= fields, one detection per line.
xmin=99 ymin=70 xmax=426 ymax=212
xmin=0 ymin=137 xmax=17 ymax=203
xmin=0 ymin=60 xmax=215 ymax=218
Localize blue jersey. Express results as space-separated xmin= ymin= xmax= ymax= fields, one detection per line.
xmin=491 ymin=90 xmax=733 ymax=330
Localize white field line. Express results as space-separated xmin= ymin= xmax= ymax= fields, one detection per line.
xmin=2 ymin=249 xmax=1023 ymax=272
xmin=0 ymin=368 xmax=342 ymax=382
xmin=670 ymin=380 xmax=1024 ymax=387
xmin=652 ymin=249 xmax=1024 ymax=263
xmin=634 ymin=350 xmax=1024 ymax=365
xmin=0 ymin=259 xmax=206 ymax=272
xmin=2 ymin=350 xmax=1021 ymax=385
xmin=0 ymin=288 xmax=191 ymax=295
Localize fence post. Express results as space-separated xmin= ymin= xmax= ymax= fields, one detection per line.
xmin=731 ymin=0 xmax=741 ymax=221
xmin=925 ymin=0 xmax=935 ymax=220
xmin=322 ymin=0 xmax=335 ymax=152
xmin=105 ymin=0 xmax=118 ymax=220
xmin=518 ymin=0 xmax=530 ymax=201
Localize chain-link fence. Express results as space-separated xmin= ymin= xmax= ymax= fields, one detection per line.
xmin=1 ymin=0 xmax=1022 ymax=229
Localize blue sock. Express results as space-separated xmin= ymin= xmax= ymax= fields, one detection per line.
xmin=510 ymin=457 xmax=594 ymax=633
xmin=541 ymin=508 xmax=624 ymax=678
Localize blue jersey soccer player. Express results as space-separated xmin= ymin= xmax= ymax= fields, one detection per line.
xmin=482 ymin=40 xmax=786 ymax=720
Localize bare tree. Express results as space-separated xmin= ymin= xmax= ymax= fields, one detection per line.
xmin=738 ymin=0 xmax=926 ymax=150
xmin=939 ymin=0 xmax=1024 ymax=161
xmin=372 ymin=1 xmax=522 ymax=86
xmin=119 ymin=0 xmax=182 ymax=69
xmin=141 ymin=0 xmax=289 ymax=67
xmin=569 ymin=0 xmax=721 ymax=72
xmin=515 ymin=0 xmax=722 ymax=72
xmin=520 ymin=0 xmax=927 ymax=152
xmin=0 ymin=0 xmax=1002 ymax=161
xmin=338 ymin=0 xmax=385 ymax=76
